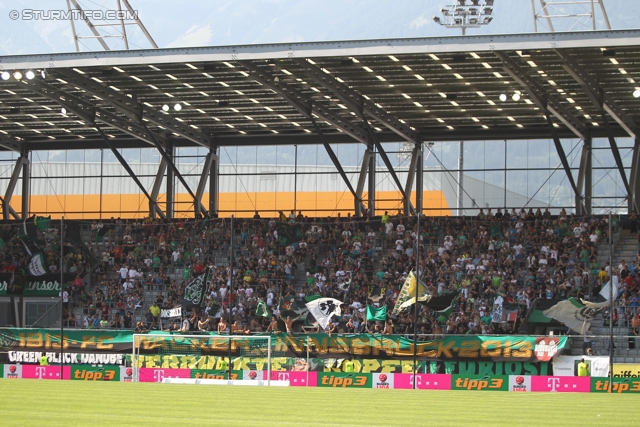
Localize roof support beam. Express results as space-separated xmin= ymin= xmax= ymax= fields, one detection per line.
xmin=356 ymin=147 xmax=372 ymax=218
xmin=363 ymin=119 xmax=415 ymax=216
xmin=241 ymin=60 xmax=374 ymax=214
xmin=556 ymin=49 xmax=637 ymax=138
xmin=240 ymin=60 xmax=370 ymax=143
xmin=165 ymin=141 xmax=174 ymax=218
xmin=23 ymin=79 xmax=206 ymax=216
xmin=0 ymin=133 xmax=24 ymax=153
xmin=195 ymin=151 xmax=216 ymax=218
xmin=292 ymin=58 xmax=415 ymax=215
xmin=95 ymin=124 xmax=166 ymax=219
xmin=310 ymin=117 xmax=366 ymax=216
xmin=630 ymin=138 xmax=640 ymax=214
xmin=293 ymin=58 xmax=421 ymax=143
xmin=495 ymin=51 xmax=589 ymax=140
xmin=209 ymin=147 xmax=220 ymax=216
xmin=56 ymin=69 xmax=212 ymax=147
xmin=546 ymin=113 xmax=585 ymax=213
xmin=555 ymin=49 xmax=635 ymax=203
xmin=576 ymin=136 xmax=592 ymax=215
xmin=602 ymin=114 xmax=632 ymax=206
xmin=149 ymin=158 xmax=167 ymax=219
xmin=3 ymin=154 xmax=28 ymax=220
xmin=405 ymin=143 xmax=423 ymax=215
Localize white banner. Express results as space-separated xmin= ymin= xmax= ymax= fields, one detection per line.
xmin=491 ymin=296 xmax=504 ymax=323
xmin=28 ymin=253 xmax=47 ymax=276
xmin=161 ymin=306 xmax=182 ymax=318
xmin=552 ymin=355 xmax=609 ymax=377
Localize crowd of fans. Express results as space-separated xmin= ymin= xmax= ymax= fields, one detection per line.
xmin=2 ymin=207 xmax=639 ymax=336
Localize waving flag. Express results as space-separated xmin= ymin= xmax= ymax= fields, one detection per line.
xmin=543 ymin=298 xmax=608 ymax=334
xmin=366 ymin=305 xmax=387 ymax=322
xmin=393 ymin=271 xmax=430 ymax=314
xmin=306 ymin=298 xmax=343 ymax=330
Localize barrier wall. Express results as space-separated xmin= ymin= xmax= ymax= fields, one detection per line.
xmin=3 ymin=363 xmax=640 ymax=392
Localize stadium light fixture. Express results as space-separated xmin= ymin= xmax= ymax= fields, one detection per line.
xmin=633 ymin=89 xmax=640 ymax=98
xmin=499 ymin=93 xmax=507 ymax=102
xmin=25 ymin=70 xmax=35 ymax=80
xmin=162 ymin=104 xmax=170 ymax=112
xmin=512 ymin=93 xmax=521 ymax=101
xmin=173 ymin=103 xmax=182 ymax=111
xmin=60 ymin=108 xmax=67 ymax=115
xmin=0 ymin=71 xmax=9 ymax=81
xmin=433 ymin=0 xmax=495 ymax=35
xmin=12 ymin=71 xmax=22 ymax=80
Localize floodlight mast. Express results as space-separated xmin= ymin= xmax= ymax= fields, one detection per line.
xmin=432 ymin=0 xmax=495 ymax=36
xmin=531 ymin=0 xmax=611 ymax=32
xmin=66 ymin=0 xmax=158 ymax=51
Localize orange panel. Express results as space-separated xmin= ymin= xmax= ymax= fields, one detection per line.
xmin=7 ymin=190 xmax=451 ymax=219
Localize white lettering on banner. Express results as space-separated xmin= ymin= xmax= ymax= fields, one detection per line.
xmin=161 ymin=307 xmax=182 ymax=318
xmin=0 ymin=281 xmax=7 ymax=292
xmin=25 ymin=281 xmax=61 ymax=291
xmin=153 ymin=370 xmax=166 ymax=382
xmin=547 ymin=377 xmax=561 ymax=392
xmin=35 ymin=366 xmax=46 ymax=379
xmin=8 ymin=350 xmax=124 ymax=365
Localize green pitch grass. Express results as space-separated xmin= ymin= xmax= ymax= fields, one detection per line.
xmin=0 ymin=379 xmax=638 ymax=427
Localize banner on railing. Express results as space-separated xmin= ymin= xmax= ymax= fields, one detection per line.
xmin=0 ymin=329 xmax=569 ymax=363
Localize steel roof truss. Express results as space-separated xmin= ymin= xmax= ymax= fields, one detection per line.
xmin=556 ymin=49 xmax=637 ymax=138
xmin=495 ymin=51 xmax=589 ymax=140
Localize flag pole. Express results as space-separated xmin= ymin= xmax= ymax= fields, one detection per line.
xmin=228 ymin=214 xmax=234 ymax=381
xmin=412 ymin=211 xmax=420 ymax=389
xmin=59 ymin=216 xmax=64 ymax=380
xmin=608 ymin=211 xmax=613 ymax=393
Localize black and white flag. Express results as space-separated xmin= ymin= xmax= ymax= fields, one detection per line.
xmin=306 ymin=297 xmax=343 ymax=330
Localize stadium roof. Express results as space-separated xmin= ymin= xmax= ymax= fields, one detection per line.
xmin=0 ymin=29 xmax=639 ymax=152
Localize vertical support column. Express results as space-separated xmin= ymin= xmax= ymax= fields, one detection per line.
xmin=195 ymin=151 xmax=215 ymax=218
xmin=356 ymin=148 xmax=371 ymax=218
xmin=415 ymin=145 xmax=424 ymax=215
xmin=209 ymin=147 xmax=220 ymax=217
xmin=630 ymin=138 xmax=640 ymax=213
xmin=3 ymin=154 xmax=28 ymax=220
xmin=21 ymin=151 xmax=30 ymax=219
xmin=458 ymin=141 xmax=464 ymax=215
xmin=150 ymin=159 xmax=167 ymax=219
xmin=367 ymin=144 xmax=376 ymax=217
xmin=165 ymin=142 xmax=174 ymax=219
xmin=576 ymin=137 xmax=592 ymax=215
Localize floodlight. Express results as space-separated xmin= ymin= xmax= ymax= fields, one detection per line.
xmin=162 ymin=104 xmax=170 ymax=112
xmin=173 ymin=103 xmax=182 ymax=111
xmin=25 ymin=70 xmax=35 ymax=80
xmin=60 ymin=108 xmax=67 ymax=115
xmin=512 ymin=93 xmax=521 ymax=101
xmin=633 ymin=89 xmax=640 ymax=98
xmin=0 ymin=71 xmax=9 ymax=81
xmin=12 ymin=71 xmax=22 ymax=80
xmin=499 ymin=94 xmax=507 ymax=102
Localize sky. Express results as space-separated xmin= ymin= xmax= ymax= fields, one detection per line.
xmin=0 ymin=0 xmax=634 ymax=55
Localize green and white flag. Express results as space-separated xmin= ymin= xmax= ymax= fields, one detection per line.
xmin=255 ymin=298 xmax=272 ymax=319
xmin=366 ymin=305 xmax=387 ymax=322
xmin=543 ymin=297 xmax=608 ymax=334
